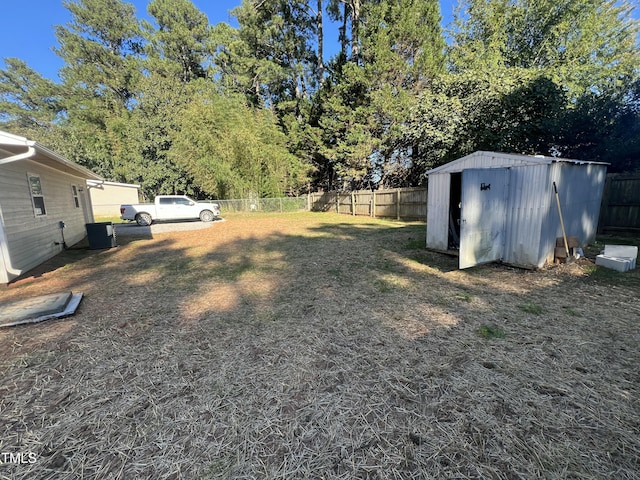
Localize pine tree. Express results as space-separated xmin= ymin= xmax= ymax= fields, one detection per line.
xmin=0 ymin=59 xmax=63 ymax=132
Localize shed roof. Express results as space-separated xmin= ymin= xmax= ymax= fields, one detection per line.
xmin=426 ymin=151 xmax=608 ymax=175
xmin=0 ymin=130 xmax=102 ymax=180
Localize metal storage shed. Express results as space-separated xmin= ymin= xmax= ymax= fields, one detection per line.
xmin=425 ymin=151 xmax=608 ymax=269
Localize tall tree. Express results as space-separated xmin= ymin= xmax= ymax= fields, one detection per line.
xmin=405 ymin=69 xmax=568 ymax=175
xmin=449 ymin=0 xmax=640 ymax=99
xmin=327 ymin=0 xmax=362 ymax=62
xmin=170 ymin=82 xmax=308 ymax=198
xmin=55 ymin=0 xmax=143 ymax=111
xmin=559 ymin=80 xmax=640 ymax=171
xmin=315 ymin=0 xmax=447 ymax=188
xmin=144 ymin=0 xmax=214 ymax=83
xmin=123 ymin=0 xmax=218 ymax=197
xmin=218 ymin=0 xmax=318 ymax=108
xmin=0 ymin=58 xmax=63 ymax=133
xmin=52 ymin=0 xmax=143 ymax=176
xmin=122 ymin=73 xmax=197 ymax=197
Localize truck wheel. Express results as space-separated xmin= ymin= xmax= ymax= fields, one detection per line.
xmin=136 ymin=213 xmax=153 ymax=226
xmin=199 ymin=210 xmax=214 ymax=222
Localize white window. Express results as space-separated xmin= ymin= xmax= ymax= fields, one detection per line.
xmin=28 ymin=174 xmax=46 ymax=216
xmin=71 ymin=185 xmax=80 ymax=208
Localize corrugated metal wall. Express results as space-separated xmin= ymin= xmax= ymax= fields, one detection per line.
xmin=503 ymin=164 xmax=550 ymax=267
xmin=538 ymin=163 xmax=607 ymax=265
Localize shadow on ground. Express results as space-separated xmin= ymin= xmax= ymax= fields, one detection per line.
xmin=0 ymin=213 xmax=638 ymax=479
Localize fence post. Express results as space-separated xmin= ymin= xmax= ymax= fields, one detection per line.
xmin=351 ymin=192 xmax=355 ymax=216
xmin=373 ymin=191 xmax=377 ymax=218
xmin=369 ymin=192 xmax=373 ymax=217
xmin=396 ymin=189 xmax=401 ymax=220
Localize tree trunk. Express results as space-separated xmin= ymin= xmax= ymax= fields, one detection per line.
xmin=317 ymin=0 xmax=325 ymax=87
xmin=340 ymin=2 xmax=348 ymax=58
xmin=350 ymin=0 xmax=360 ymax=62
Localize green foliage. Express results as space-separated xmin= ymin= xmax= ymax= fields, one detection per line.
xmin=55 ymin=0 xmax=143 ymax=109
xmin=1 ymin=0 xmax=639 ymax=194
xmin=121 ymin=73 xmax=197 ymax=198
xmin=144 ymin=0 xmax=213 ymax=83
xmin=450 ymin=0 xmax=640 ymax=99
xmin=0 ymin=59 xmax=63 ymax=132
xmin=478 ymin=324 xmax=505 ymax=339
xmin=169 ymin=83 xmax=308 ymax=199
xmin=519 ymin=302 xmax=543 ymax=315
xmin=313 ymin=0 xmax=447 ymax=189
xmin=405 ymin=68 xmax=568 ymax=170
xmin=220 ymin=0 xmax=318 ymax=106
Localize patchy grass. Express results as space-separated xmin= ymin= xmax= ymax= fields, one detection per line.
xmin=454 ymin=292 xmax=473 ymax=302
xmin=519 ymin=301 xmax=544 ymax=315
xmin=0 ymin=212 xmax=638 ymax=479
xmin=477 ymin=324 xmax=506 ymax=339
xmin=562 ymin=305 xmax=581 ymax=317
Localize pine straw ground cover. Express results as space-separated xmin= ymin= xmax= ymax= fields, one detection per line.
xmin=0 ymin=212 xmax=638 ymax=480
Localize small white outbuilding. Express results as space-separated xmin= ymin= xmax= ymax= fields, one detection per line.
xmin=426 ymin=151 xmax=608 ymax=269
xmin=87 ymin=180 xmax=141 ymax=217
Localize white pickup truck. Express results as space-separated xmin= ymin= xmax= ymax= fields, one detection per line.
xmin=120 ymin=195 xmax=220 ymax=226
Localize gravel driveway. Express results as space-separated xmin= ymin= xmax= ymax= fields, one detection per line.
xmin=114 ymin=218 xmax=224 ymax=236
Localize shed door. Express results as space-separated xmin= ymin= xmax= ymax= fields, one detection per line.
xmin=459 ymin=168 xmax=509 ymax=269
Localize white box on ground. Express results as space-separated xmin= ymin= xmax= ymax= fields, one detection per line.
xmin=603 ymin=245 xmax=637 ymax=270
xmin=595 ymin=255 xmax=634 ymax=272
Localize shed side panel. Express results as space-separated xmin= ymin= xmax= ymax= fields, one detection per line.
xmin=541 ymin=163 xmax=607 ymax=263
xmin=426 ymin=173 xmax=450 ymax=250
xmin=503 ymin=164 xmax=550 ymax=267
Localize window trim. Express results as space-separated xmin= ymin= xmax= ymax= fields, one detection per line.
xmin=71 ymin=184 xmax=80 ymax=208
xmin=27 ymin=173 xmax=47 ymax=217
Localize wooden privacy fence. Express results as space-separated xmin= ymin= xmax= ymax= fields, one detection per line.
xmin=309 ymin=187 xmax=427 ymax=221
xmin=598 ymin=173 xmax=640 ymax=233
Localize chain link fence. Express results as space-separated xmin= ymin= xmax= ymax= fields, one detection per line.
xmin=214 ymin=197 xmax=308 ymax=214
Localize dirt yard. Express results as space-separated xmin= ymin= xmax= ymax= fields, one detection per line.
xmin=1 ymin=212 xmax=638 ymax=479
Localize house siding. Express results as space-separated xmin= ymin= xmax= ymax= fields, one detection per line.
xmin=0 ymin=159 xmax=94 ymax=282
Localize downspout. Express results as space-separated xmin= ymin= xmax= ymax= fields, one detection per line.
xmin=0 ymin=146 xmax=36 ymax=165
xmin=0 ymin=210 xmax=10 ymax=283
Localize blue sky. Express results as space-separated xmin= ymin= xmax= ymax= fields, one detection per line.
xmin=0 ymin=0 xmax=459 ymax=83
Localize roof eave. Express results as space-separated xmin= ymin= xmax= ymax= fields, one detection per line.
xmin=33 ymin=143 xmax=103 ymax=181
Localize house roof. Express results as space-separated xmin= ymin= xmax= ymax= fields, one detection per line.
xmin=0 ymin=130 xmax=103 ymax=181
xmin=426 ymin=151 xmax=609 ymax=175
